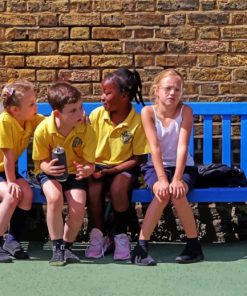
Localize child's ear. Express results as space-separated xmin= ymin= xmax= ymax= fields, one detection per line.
xmin=122 ymin=92 xmax=129 ymax=101
xmin=53 ymin=109 xmax=60 ymax=117
xmin=9 ymin=105 xmax=20 ymax=115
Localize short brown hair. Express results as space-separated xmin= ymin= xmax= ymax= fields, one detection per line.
xmin=48 ymin=81 xmax=82 ymax=112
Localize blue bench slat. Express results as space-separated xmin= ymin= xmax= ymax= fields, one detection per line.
xmin=188 ymin=102 xmax=247 ymax=115
xmin=222 ymin=115 xmax=231 ymax=166
xmin=131 ymin=187 xmax=247 ymax=203
xmin=240 ymin=115 xmax=247 ymax=174
xmin=18 ymin=149 xmax=28 ymax=177
xmin=188 ymin=187 xmax=247 ymax=203
xmin=203 ymin=115 xmax=213 ymax=164
xmin=189 ymin=124 xmax=194 ymax=158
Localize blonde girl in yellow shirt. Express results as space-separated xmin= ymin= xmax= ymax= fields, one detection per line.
xmin=0 ymin=79 xmax=44 ymax=263
xmin=85 ymin=68 xmax=149 ymax=261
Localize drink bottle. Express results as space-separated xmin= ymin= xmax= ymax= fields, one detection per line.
xmin=52 ymin=146 xmax=68 ymax=182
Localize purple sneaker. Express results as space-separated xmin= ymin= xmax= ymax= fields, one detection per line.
xmin=113 ymin=233 xmax=130 ymax=260
xmin=85 ymin=228 xmax=112 ymax=259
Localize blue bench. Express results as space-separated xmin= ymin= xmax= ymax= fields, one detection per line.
xmin=18 ymin=102 xmax=247 ymax=204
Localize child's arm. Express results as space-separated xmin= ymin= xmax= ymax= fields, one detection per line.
xmin=2 ymin=148 xmax=21 ymax=199
xmin=94 ymin=155 xmax=146 ymax=179
xmin=141 ymin=106 xmax=170 ymax=200
xmin=170 ymin=105 xmax=193 ymax=198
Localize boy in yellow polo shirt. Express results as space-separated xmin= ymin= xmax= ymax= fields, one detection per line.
xmin=32 ymin=81 xmax=96 ymax=266
xmin=85 ymin=68 xmax=149 ymax=261
xmin=0 ymin=79 xmax=44 ymax=263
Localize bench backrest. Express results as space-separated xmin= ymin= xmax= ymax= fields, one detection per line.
xmin=18 ymin=102 xmax=247 ymax=177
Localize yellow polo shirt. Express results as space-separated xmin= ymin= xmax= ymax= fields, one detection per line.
xmin=89 ymin=106 xmax=149 ymax=166
xmin=32 ymin=112 xmax=96 ymax=175
xmin=0 ymin=111 xmax=45 ymax=172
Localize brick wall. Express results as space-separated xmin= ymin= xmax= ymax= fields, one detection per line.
xmin=0 ymin=0 xmax=247 ymax=102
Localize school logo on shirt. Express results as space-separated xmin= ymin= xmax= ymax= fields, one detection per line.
xmin=72 ymin=137 xmax=83 ymax=147
xmin=121 ymin=131 xmax=133 ymax=144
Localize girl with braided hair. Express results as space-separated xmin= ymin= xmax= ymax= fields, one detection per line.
xmin=85 ymin=68 xmax=149 ymax=261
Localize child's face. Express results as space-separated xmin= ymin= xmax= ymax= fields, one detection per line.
xmin=58 ymin=100 xmax=84 ymax=128
xmin=15 ymin=89 xmax=37 ymax=121
xmin=156 ymin=75 xmax=183 ymax=107
xmin=100 ymin=79 xmax=126 ymax=112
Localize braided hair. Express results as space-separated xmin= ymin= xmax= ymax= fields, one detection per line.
xmin=104 ymin=68 xmax=145 ymax=106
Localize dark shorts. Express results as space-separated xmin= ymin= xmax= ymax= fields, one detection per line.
xmin=0 ymin=171 xmax=23 ymax=182
xmin=141 ymin=165 xmax=197 ymax=192
xmin=37 ymin=172 xmax=88 ymax=192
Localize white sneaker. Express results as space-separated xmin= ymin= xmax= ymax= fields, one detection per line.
xmin=113 ymin=233 xmax=130 ymax=260
xmin=85 ymin=228 xmax=113 ymax=259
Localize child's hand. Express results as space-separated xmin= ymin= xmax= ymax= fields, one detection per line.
xmin=169 ymin=179 xmax=186 ymax=199
xmin=74 ymin=161 xmax=94 ymax=180
xmin=44 ymin=158 xmax=66 ymax=177
xmin=8 ymin=182 xmax=22 ymax=200
xmin=154 ymin=179 xmax=171 ymax=201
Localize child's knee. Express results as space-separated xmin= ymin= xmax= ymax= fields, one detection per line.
xmin=171 ymin=195 xmax=187 ymax=206
xmin=4 ymin=194 xmax=19 ymax=209
xmin=110 ymin=185 xmax=128 ymax=199
xmin=20 ymin=189 xmax=33 ymax=209
xmin=154 ymin=195 xmax=170 ymax=205
xmin=47 ymin=194 xmax=63 ymax=209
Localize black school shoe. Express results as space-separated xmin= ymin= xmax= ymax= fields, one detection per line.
xmin=64 ymin=248 xmax=80 ymax=263
xmin=131 ymin=244 xmax=156 ymax=266
xmin=175 ymin=240 xmax=204 ymax=264
xmin=3 ymin=239 xmax=29 ymax=260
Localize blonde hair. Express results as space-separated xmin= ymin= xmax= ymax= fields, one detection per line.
xmin=1 ymin=79 xmax=34 ymax=109
xmin=149 ymin=69 xmax=184 ymax=100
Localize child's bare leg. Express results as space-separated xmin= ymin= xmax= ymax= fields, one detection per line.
xmin=62 ymin=189 xmax=86 ymax=263
xmin=0 ymin=179 xmax=32 ymax=260
xmin=172 ymin=196 xmax=197 ymax=238
xmin=110 ymin=173 xmax=132 ymax=212
xmin=43 ymin=180 xmax=65 ymax=266
xmin=139 ymin=181 xmax=170 ymax=240
xmin=131 ymin=181 xmax=170 ymax=266
xmin=0 ymin=185 xmax=16 ymax=263
xmin=171 ymin=183 xmax=197 ymax=238
xmin=111 ymin=173 xmax=133 ymax=233
xmin=171 ymin=183 xmax=204 ymax=263
xmin=0 ymin=183 xmax=18 ymax=235
xmin=7 ymin=179 xmax=33 ymax=242
xmin=63 ymin=189 xmax=86 ymax=243
xmin=42 ymin=180 xmax=64 ymax=239
xmin=16 ymin=178 xmax=33 ymax=210
xmin=87 ymin=178 xmax=104 ymax=231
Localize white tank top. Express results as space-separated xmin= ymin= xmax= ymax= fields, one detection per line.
xmin=148 ymin=105 xmax=194 ymax=167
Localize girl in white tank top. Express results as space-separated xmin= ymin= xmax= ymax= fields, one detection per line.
xmin=149 ymin=104 xmax=194 ymax=167
xmin=131 ymin=69 xmax=204 ymax=266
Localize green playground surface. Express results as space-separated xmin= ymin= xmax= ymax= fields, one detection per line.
xmin=0 ymin=240 xmax=247 ymax=296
